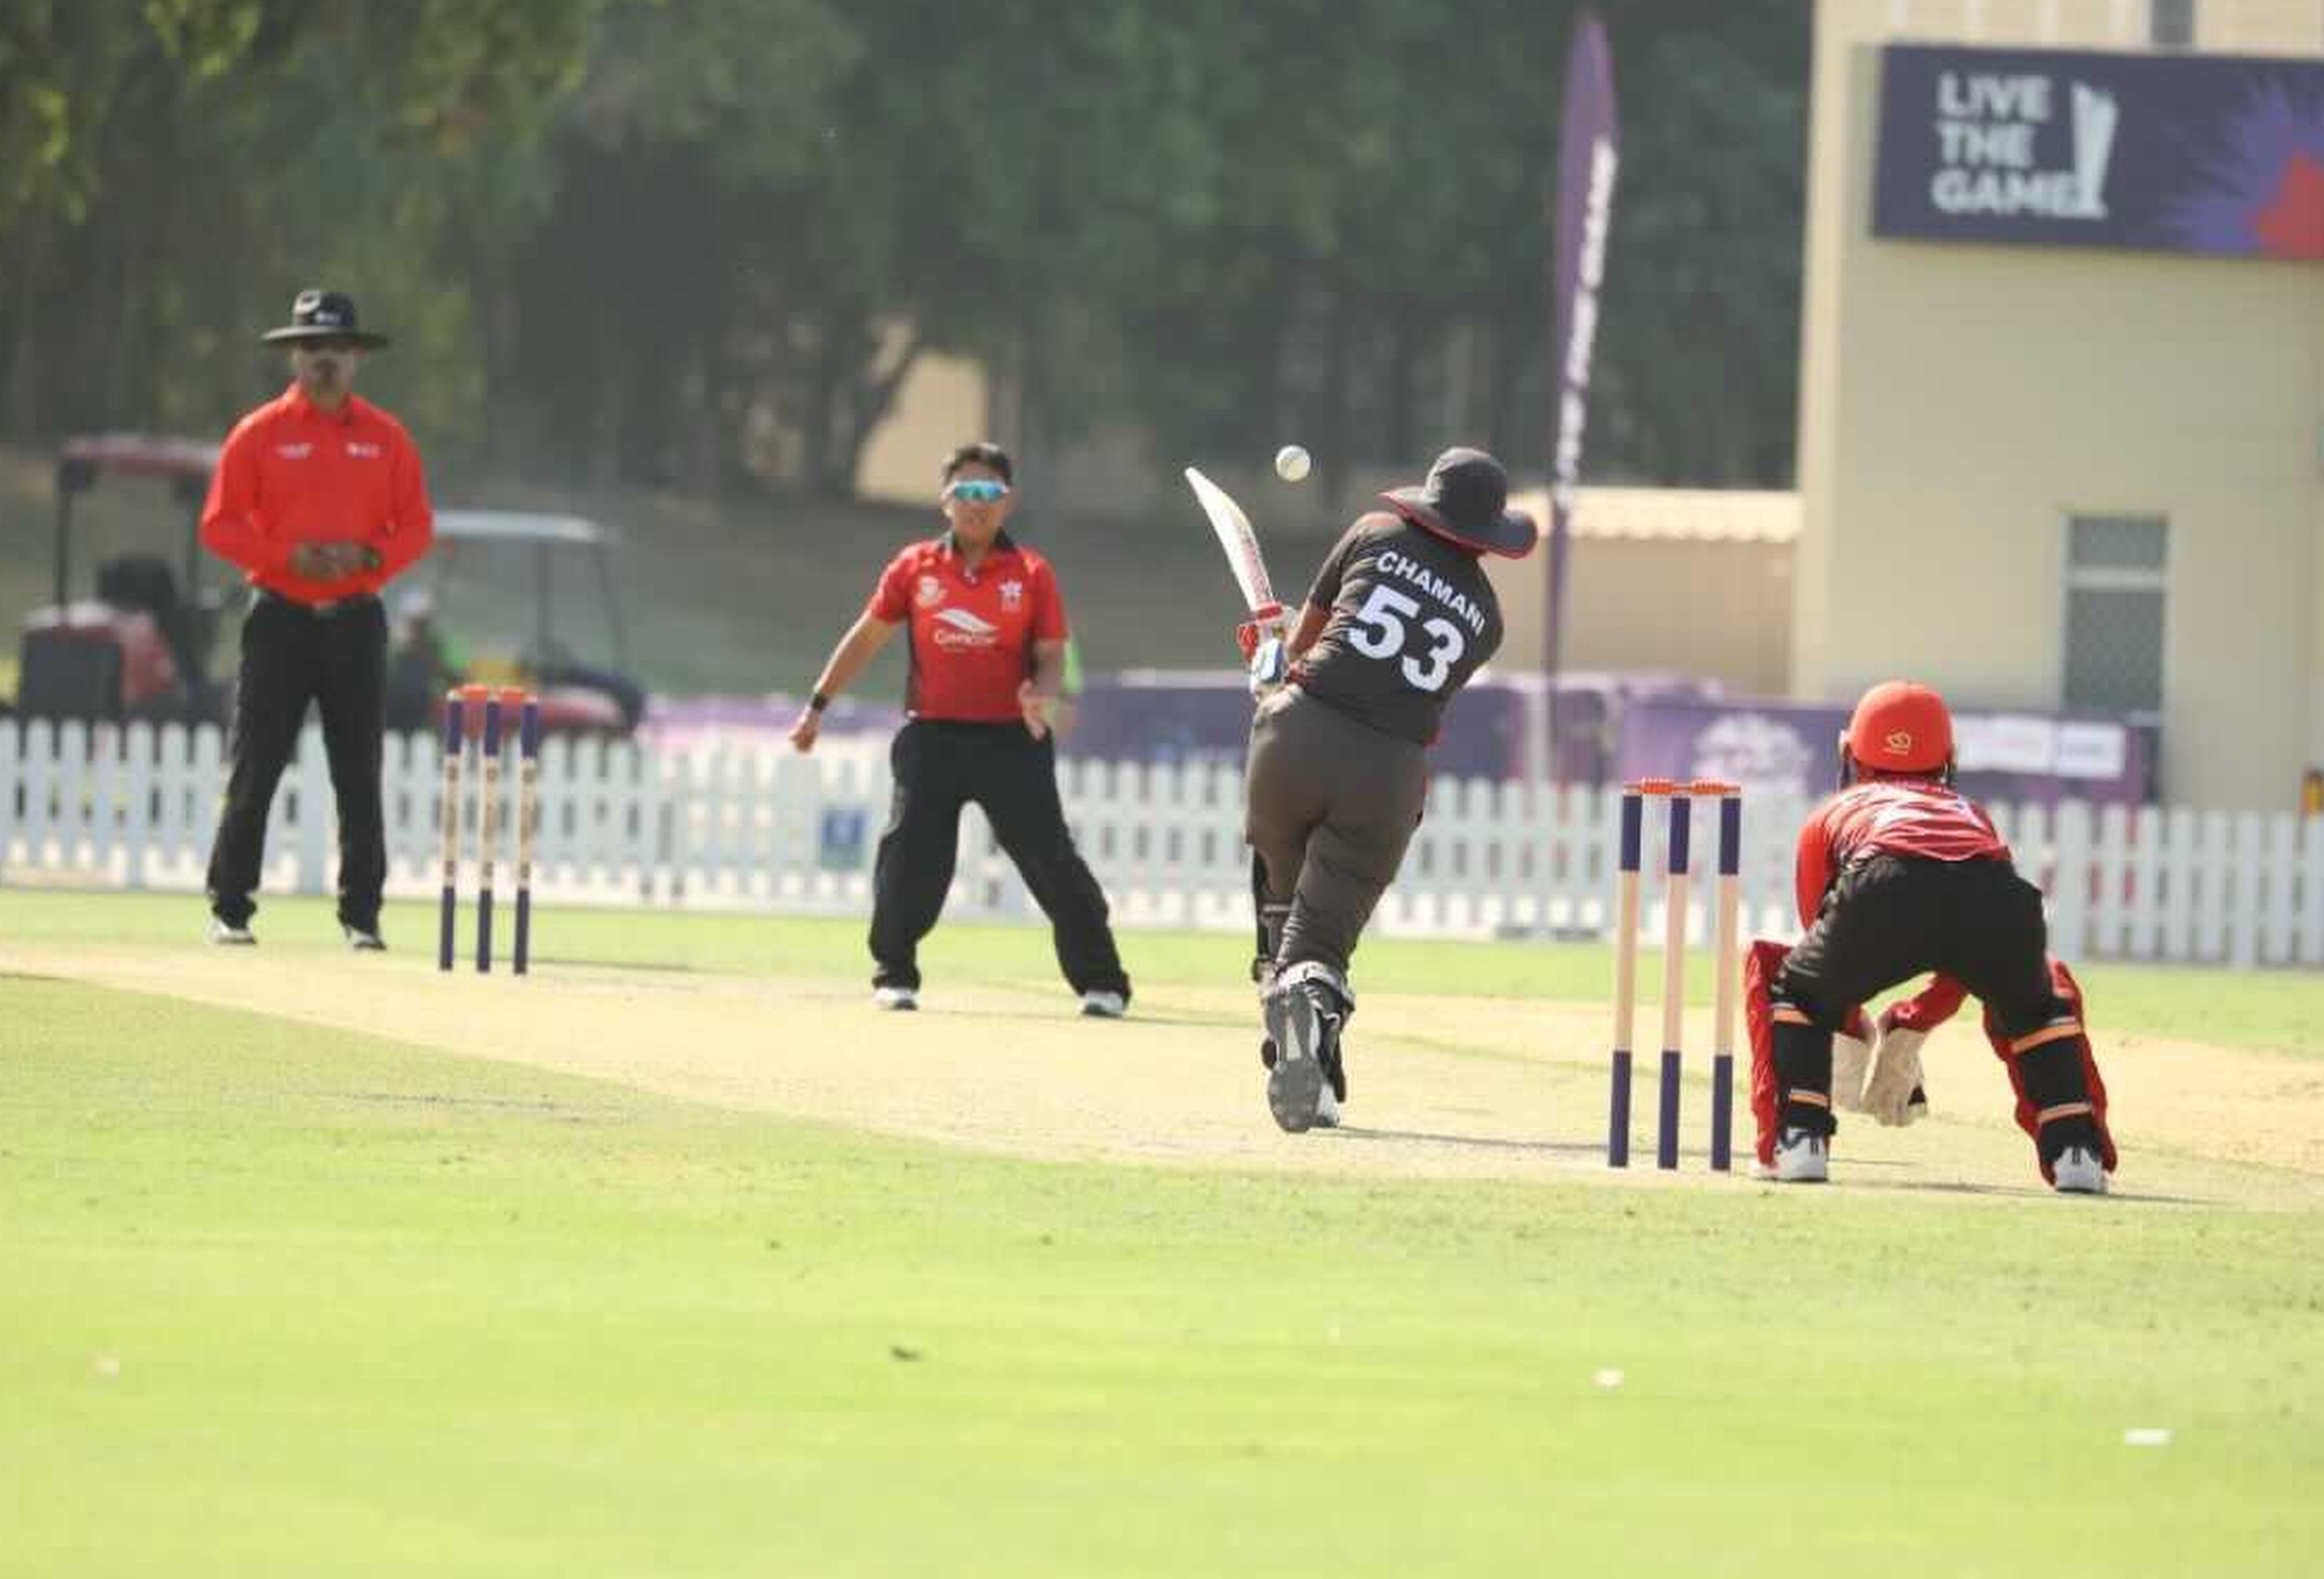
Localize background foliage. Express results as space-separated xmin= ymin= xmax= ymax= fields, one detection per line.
xmin=0 ymin=0 xmax=1810 ymax=501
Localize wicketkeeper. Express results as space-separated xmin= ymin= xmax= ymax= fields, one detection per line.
xmin=1239 ymin=448 xmax=1535 ymax=1133
xmin=1744 ymin=681 xmax=2116 ymax=1192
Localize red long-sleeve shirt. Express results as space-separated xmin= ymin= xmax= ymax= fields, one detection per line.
xmin=200 ymin=385 xmax=434 ymax=603
xmin=1798 ymin=776 xmax=2010 ymax=1037
xmin=1793 ymin=777 xmax=2012 ymax=927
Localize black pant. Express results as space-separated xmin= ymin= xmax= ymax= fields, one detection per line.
xmin=204 ymin=592 xmax=389 ymax=929
xmin=1777 ymin=854 xmax=2058 ymax=1039
xmin=1244 ymin=687 xmax=1427 ymax=980
xmin=869 ymin=719 xmax=1129 ymax=998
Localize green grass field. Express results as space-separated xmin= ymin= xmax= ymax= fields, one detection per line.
xmin=5 ymin=891 xmax=2321 ymax=1576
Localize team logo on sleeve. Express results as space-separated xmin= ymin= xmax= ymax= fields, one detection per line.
xmin=930 ymin=608 xmax=1002 ymax=649
xmin=915 ymin=575 xmax=944 ymax=608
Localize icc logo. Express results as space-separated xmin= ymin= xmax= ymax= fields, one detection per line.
xmin=915 ymin=575 xmax=944 ymax=609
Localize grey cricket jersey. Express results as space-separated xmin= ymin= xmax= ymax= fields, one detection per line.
xmin=1292 ymin=512 xmax=1503 ymax=744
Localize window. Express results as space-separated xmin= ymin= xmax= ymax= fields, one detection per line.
xmin=2062 ymin=515 xmax=2167 ymax=715
xmin=2149 ymin=0 xmax=2196 ymax=48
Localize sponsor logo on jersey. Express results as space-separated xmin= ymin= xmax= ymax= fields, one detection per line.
xmin=930 ymin=607 xmax=1002 ymax=649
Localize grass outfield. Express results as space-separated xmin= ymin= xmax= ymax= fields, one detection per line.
xmin=5 ymin=891 xmax=2322 ymax=1576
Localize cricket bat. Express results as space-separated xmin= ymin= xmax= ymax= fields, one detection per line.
xmin=1184 ymin=466 xmax=1284 ymax=634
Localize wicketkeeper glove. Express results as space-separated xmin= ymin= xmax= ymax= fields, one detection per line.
xmin=1863 ymin=1005 xmax=1931 ymax=1127
xmin=1832 ymin=1005 xmax=1873 ymax=1112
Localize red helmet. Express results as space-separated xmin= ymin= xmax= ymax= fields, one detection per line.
xmin=1843 ymin=681 xmax=1954 ymax=776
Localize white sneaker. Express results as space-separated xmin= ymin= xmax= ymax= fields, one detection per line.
xmin=1080 ymin=990 xmax=1128 ymax=1019
xmin=872 ymin=986 xmax=918 ymax=1012
xmin=2051 ymin=1146 xmax=2108 ymax=1195
xmin=207 ymin=916 xmax=255 ymax=946
xmin=343 ymin=924 xmax=386 ymax=952
xmin=1756 ymin=1127 xmax=1829 ymax=1184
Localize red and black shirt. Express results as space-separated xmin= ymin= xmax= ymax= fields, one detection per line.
xmin=1793 ymin=777 xmax=2012 ymax=925
xmin=200 ymin=385 xmax=434 ymax=605
xmin=867 ymin=532 xmax=1068 ymax=722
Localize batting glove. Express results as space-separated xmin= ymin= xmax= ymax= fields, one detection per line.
xmin=1234 ymin=602 xmax=1288 ymax=663
xmin=1247 ymin=636 xmax=1289 ymax=698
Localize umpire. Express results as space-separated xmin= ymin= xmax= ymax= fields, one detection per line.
xmin=200 ymin=289 xmax=435 ymax=949
xmin=789 ymin=441 xmax=1132 ymax=1017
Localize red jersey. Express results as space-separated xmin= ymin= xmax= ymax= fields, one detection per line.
xmin=1793 ymin=777 xmax=2011 ymax=925
xmin=867 ymin=532 xmax=1068 ymax=722
xmin=200 ymin=385 xmax=434 ymax=604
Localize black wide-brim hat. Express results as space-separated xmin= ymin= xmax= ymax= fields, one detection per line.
xmin=1382 ymin=447 xmax=1537 ymax=558
xmin=260 ymin=288 xmax=389 ymax=349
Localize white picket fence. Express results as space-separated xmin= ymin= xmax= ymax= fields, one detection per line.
xmin=3 ymin=719 xmax=2321 ymax=967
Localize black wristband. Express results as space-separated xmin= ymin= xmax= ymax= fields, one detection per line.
xmin=809 ymin=690 xmax=831 ymax=712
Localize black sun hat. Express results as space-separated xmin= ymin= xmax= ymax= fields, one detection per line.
xmin=260 ymin=288 xmax=389 ymax=350
xmin=1382 ymin=447 xmax=1538 ymax=558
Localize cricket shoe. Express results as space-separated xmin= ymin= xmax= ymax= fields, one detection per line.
xmin=1080 ymin=990 xmax=1128 ymax=1019
xmin=872 ymin=986 xmax=919 ymax=1012
xmin=1262 ymin=976 xmax=1347 ymax=1135
xmin=1754 ymin=1127 xmax=1829 ymax=1184
xmin=207 ymin=916 xmax=255 ymax=946
xmin=343 ymin=923 xmax=386 ymax=952
xmin=2050 ymin=1146 xmax=2108 ymax=1195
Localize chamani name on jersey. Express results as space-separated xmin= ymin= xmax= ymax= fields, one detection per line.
xmin=1374 ymin=549 xmax=1489 ymax=637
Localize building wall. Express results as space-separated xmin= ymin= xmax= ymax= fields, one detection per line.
xmin=853 ymin=329 xmax=991 ymax=505
xmin=1796 ymin=0 xmax=2324 ymax=810
xmin=1487 ymin=489 xmax=1798 ymax=697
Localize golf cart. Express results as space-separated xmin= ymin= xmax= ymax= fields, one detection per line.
xmin=12 ymin=433 xmax=229 ymax=725
xmin=387 ymin=510 xmax=644 ymax=739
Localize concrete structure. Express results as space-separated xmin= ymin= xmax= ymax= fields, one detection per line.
xmin=1796 ymin=0 xmax=2324 ymax=810
xmin=1491 ymin=487 xmax=1799 ymax=697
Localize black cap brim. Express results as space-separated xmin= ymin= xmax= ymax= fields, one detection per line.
xmin=262 ymin=327 xmax=389 ymax=349
xmin=1382 ymin=489 xmax=1539 ymax=559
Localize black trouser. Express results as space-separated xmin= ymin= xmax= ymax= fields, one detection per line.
xmin=204 ymin=592 xmax=388 ymax=930
xmin=1773 ymin=853 xmax=2094 ymax=1153
xmin=1243 ymin=687 xmax=1428 ymax=982
xmin=869 ymin=719 xmax=1130 ymax=998
xmin=1777 ymin=854 xmax=2057 ymax=1035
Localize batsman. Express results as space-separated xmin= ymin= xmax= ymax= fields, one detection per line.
xmin=1746 ymin=680 xmax=2117 ymax=1192
xmin=1236 ymin=448 xmax=1536 ymax=1132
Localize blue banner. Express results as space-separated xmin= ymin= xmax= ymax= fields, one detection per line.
xmin=1873 ymin=43 xmax=2324 ymax=259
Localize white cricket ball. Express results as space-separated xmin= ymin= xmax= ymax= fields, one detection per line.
xmin=1274 ymin=444 xmax=1312 ymax=483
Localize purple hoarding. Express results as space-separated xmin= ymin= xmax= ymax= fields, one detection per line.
xmin=1617 ymin=696 xmax=2155 ymax=808
xmin=1873 ymin=44 xmax=2324 ymax=259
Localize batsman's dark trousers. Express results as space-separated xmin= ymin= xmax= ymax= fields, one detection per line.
xmin=869 ymin=719 xmax=1131 ymax=998
xmin=1243 ymin=687 xmax=1428 ymax=980
xmin=204 ymin=591 xmax=389 ymax=931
